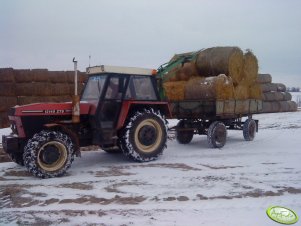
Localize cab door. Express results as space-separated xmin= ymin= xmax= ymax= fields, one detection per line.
xmin=98 ymin=75 xmax=127 ymax=129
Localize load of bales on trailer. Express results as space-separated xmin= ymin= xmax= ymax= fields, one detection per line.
xmin=0 ymin=68 xmax=88 ymax=128
xmin=161 ymin=46 xmax=297 ymax=113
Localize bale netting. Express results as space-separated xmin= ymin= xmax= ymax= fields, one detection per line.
xmin=195 ymin=47 xmax=244 ymax=85
xmin=240 ymin=50 xmax=258 ymax=86
xmin=17 ymin=95 xmax=72 ymax=105
xmin=0 ymin=68 xmax=15 ymax=82
xmin=257 ymin=74 xmax=272 ymax=84
xmin=185 ymin=74 xmax=234 ymax=100
xmin=0 ymin=97 xmax=17 ymax=112
xmin=0 ymin=83 xmax=16 ymax=96
xmin=284 ymin=92 xmax=292 ymax=101
xmin=163 ymin=81 xmax=186 ymax=101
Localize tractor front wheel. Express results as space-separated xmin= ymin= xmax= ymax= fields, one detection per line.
xmin=120 ymin=109 xmax=167 ymax=162
xmin=23 ymin=130 xmax=75 ymax=178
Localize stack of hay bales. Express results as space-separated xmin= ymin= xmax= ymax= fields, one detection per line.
xmin=257 ymin=74 xmax=297 ymax=113
xmin=163 ymin=47 xmax=262 ymax=102
xmin=0 ymin=68 xmax=88 ymax=128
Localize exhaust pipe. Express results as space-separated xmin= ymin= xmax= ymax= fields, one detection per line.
xmin=72 ymin=57 xmax=80 ymax=123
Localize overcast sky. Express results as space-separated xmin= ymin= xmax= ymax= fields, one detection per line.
xmin=1 ymin=0 xmax=300 ymax=87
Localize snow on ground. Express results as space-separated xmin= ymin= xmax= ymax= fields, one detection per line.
xmin=0 ymin=111 xmax=301 ymax=226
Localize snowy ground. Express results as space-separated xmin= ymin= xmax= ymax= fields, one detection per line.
xmin=0 ymin=110 xmax=301 ymax=226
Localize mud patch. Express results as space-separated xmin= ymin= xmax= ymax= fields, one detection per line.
xmin=105 ymin=181 xmax=147 ymax=193
xmin=199 ymin=164 xmax=243 ymax=170
xmin=138 ymin=163 xmax=201 ymax=171
xmin=59 ymin=195 xmax=146 ymax=205
xmin=59 ymin=182 xmax=93 ymax=190
xmin=3 ymin=170 xmax=32 ymax=177
xmin=92 ymin=167 xmax=134 ymax=177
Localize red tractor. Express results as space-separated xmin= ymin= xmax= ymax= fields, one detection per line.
xmin=2 ymin=65 xmax=171 ymax=178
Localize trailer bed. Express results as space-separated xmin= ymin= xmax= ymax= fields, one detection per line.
xmin=169 ymin=99 xmax=262 ymax=119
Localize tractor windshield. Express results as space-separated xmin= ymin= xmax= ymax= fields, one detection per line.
xmin=81 ymin=75 xmax=107 ymax=103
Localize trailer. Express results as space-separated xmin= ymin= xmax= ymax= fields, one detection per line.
xmin=168 ymin=99 xmax=261 ymax=148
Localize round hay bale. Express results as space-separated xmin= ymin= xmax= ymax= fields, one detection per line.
xmin=163 ymin=81 xmax=187 ymax=101
xmin=257 ymin=74 xmax=272 ymax=84
xmin=240 ymin=50 xmax=258 ymax=86
xmin=261 ymin=101 xmax=273 ymax=113
xmin=234 ymin=84 xmax=249 ymax=100
xmin=274 ymin=83 xmax=286 ymax=92
xmin=31 ymin=69 xmax=49 ymax=82
xmin=262 ymin=92 xmax=284 ymax=101
xmin=271 ymin=102 xmax=280 ymax=112
xmin=175 ymin=62 xmax=198 ymax=81
xmin=0 ymin=83 xmax=16 ymax=96
xmin=14 ymin=69 xmax=33 ymax=83
xmin=0 ymin=68 xmax=15 ymax=82
xmin=249 ymin=84 xmax=262 ymax=100
xmin=185 ymin=75 xmax=234 ymax=100
xmin=261 ymin=83 xmax=278 ymax=93
xmin=195 ymin=47 xmax=244 ymax=85
xmin=283 ymin=92 xmax=292 ymax=101
xmin=279 ymin=101 xmax=290 ymax=112
xmin=0 ymin=97 xmax=17 ymax=112
xmin=185 ymin=77 xmax=215 ymax=100
xmin=288 ymin=101 xmax=298 ymax=111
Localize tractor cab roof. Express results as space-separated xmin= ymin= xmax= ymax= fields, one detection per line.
xmin=86 ymin=65 xmax=156 ymax=76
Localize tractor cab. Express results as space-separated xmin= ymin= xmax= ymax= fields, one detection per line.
xmin=82 ymin=65 xmax=167 ymax=150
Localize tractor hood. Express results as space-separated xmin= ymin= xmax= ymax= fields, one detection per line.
xmin=10 ymin=101 xmax=92 ymax=117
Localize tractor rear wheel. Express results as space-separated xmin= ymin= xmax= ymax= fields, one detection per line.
xmin=176 ymin=120 xmax=194 ymax=144
xmin=243 ymin=119 xmax=256 ymax=141
xmin=23 ymin=130 xmax=75 ymax=178
xmin=120 ymin=109 xmax=167 ymax=162
xmin=207 ymin=121 xmax=227 ymax=148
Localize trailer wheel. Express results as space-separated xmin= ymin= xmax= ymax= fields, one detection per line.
xmin=8 ymin=153 xmax=24 ymax=166
xmin=243 ymin=119 xmax=256 ymax=141
xmin=120 ymin=108 xmax=167 ymax=162
xmin=176 ymin=120 xmax=194 ymax=144
xmin=207 ymin=121 xmax=227 ymax=148
xmin=23 ymin=130 xmax=75 ymax=178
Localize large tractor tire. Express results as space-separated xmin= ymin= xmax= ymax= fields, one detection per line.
xmin=176 ymin=120 xmax=194 ymax=144
xmin=243 ymin=119 xmax=256 ymax=141
xmin=23 ymin=130 xmax=76 ymax=178
xmin=8 ymin=152 xmax=24 ymax=166
xmin=207 ymin=121 xmax=227 ymax=148
xmin=120 ymin=108 xmax=167 ymax=162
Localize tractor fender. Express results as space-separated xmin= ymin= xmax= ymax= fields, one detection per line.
xmin=116 ymin=101 xmax=171 ymax=130
xmin=43 ymin=123 xmax=81 ymax=157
